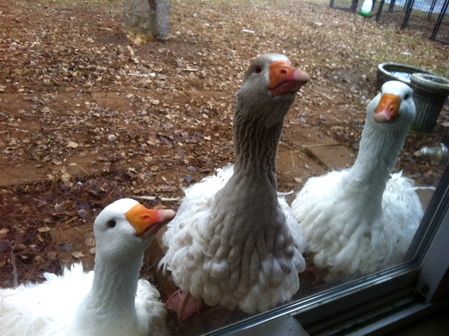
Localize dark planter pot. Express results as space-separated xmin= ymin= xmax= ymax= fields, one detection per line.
xmin=409 ymin=73 xmax=449 ymax=133
xmin=377 ymin=63 xmax=432 ymax=88
xmin=377 ymin=63 xmax=449 ymax=133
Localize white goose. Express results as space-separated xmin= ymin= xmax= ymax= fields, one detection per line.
xmin=291 ymin=81 xmax=423 ymax=282
xmin=0 ymin=198 xmax=175 ymax=336
xmin=161 ymin=54 xmax=309 ymax=318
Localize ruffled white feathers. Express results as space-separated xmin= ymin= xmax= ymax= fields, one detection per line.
xmin=291 ymin=171 xmax=423 ymax=281
xmin=0 ymin=264 xmax=90 ymax=336
xmin=161 ymin=165 xmax=305 ymax=313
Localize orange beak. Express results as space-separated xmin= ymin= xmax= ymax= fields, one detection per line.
xmin=269 ymin=60 xmax=310 ymax=96
xmin=374 ymin=93 xmax=401 ymax=122
xmin=125 ymin=203 xmax=175 ymax=237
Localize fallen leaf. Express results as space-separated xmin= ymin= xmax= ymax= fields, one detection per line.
xmin=72 ymin=251 xmax=85 ymax=259
xmin=0 ymin=228 xmax=9 ymax=236
xmin=67 ymin=140 xmax=79 ymax=149
xmin=0 ymin=241 xmax=10 ymax=253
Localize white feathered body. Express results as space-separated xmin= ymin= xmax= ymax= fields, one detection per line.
xmin=291 ymin=170 xmax=423 ymax=281
xmin=0 ymin=264 xmax=89 ymax=336
xmin=0 ymin=263 xmax=167 ymax=336
xmin=291 ymin=81 xmax=423 ymax=282
xmin=162 ymin=165 xmax=306 ymax=313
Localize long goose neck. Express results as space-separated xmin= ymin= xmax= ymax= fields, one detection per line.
xmin=233 ymin=113 xmax=283 ymax=186
xmin=87 ymin=252 xmax=143 ymax=313
xmin=348 ymin=116 xmax=408 ymax=197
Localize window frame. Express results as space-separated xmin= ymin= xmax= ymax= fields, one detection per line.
xmin=206 ymin=163 xmax=449 ymax=336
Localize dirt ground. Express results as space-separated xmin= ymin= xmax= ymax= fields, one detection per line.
xmin=0 ymin=0 xmax=448 ymax=333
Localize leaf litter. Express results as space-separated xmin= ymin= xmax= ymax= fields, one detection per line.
xmin=0 ymin=1 xmax=447 ymax=330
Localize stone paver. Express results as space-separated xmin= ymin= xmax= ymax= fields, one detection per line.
xmin=304 ymin=144 xmax=355 ymax=170
xmin=277 ymin=143 xmax=326 ymax=190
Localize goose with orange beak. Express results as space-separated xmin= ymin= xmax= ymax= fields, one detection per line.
xmin=291 ymin=81 xmax=423 ymax=282
xmin=161 ymin=54 xmax=309 ymax=320
xmin=0 ymin=198 xmax=174 ymax=336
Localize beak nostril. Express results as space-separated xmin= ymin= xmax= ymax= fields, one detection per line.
xmin=280 ymin=69 xmax=287 ymax=75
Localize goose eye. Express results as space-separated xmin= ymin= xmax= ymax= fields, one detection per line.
xmin=254 ymin=65 xmax=262 ymax=73
xmin=107 ymin=219 xmax=116 ymax=228
xmin=404 ymin=92 xmax=411 ymax=100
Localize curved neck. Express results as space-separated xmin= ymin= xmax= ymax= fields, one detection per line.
xmin=233 ymin=112 xmax=283 ymax=185
xmin=347 ymin=115 xmax=408 ymax=199
xmin=87 ymin=252 xmax=143 ymax=314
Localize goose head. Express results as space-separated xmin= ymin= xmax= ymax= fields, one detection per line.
xmin=367 ymin=80 xmax=416 ymax=130
xmin=236 ymin=53 xmax=310 ymax=126
xmin=93 ymin=198 xmax=175 ymax=262
xmin=349 ymin=81 xmax=416 ymax=188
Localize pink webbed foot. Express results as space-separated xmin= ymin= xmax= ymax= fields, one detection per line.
xmin=301 ymin=252 xmax=327 ymax=287
xmin=166 ymin=289 xmax=203 ymax=322
xmin=304 ymin=265 xmax=325 ymax=285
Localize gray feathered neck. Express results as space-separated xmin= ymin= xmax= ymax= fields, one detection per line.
xmin=233 ymin=95 xmax=294 ymax=182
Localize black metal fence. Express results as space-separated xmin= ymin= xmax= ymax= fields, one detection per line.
xmin=330 ymin=0 xmax=449 ymax=44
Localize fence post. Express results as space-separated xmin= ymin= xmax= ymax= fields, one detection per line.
xmin=429 ymin=0 xmax=437 ymax=18
xmin=388 ymin=0 xmax=395 ymax=12
xmin=431 ymin=0 xmax=449 ymax=40
xmin=401 ymin=0 xmax=416 ymax=29
xmin=403 ymin=0 xmax=409 ymax=11
xmin=376 ymin=0 xmax=385 ymax=21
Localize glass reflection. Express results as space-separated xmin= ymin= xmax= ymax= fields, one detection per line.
xmin=1 ymin=1 xmax=448 ymax=336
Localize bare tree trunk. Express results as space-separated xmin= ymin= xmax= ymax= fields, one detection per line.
xmin=152 ymin=0 xmax=170 ymax=41
xmin=124 ymin=0 xmax=170 ymax=43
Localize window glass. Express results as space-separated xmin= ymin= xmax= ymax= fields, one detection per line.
xmin=0 ymin=1 xmax=448 ymax=336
